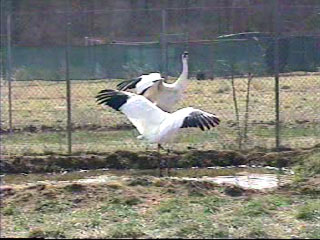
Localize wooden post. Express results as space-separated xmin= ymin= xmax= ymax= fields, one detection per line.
xmin=273 ymin=0 xmax=281 ymax=150
xmin=65 ymin=19 xmax=72 ymax=155
xmin=6 ymin=11 xmax=13 ymax=134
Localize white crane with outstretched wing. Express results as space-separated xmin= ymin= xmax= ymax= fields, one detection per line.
xmin=96 ymin=89 xmax=220 ymax=176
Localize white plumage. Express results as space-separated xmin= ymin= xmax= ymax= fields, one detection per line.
xmin=117 ymin=52 xmax=189 ymax=112
xmin=96 ymin=89 xmax=220 ymax=176
xmin=96 ymin=89 xmax=220 ymax=144
xmin=133 ymin=72 xmax=164 ymax=95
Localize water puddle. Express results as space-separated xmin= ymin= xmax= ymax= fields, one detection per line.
xmin=173 ymin=174 xmax=285 ymax=190
xmin=0 ymin=166 xmax=292 ymax=190
xmin=71 ymin=173 xmax=286 ymax=190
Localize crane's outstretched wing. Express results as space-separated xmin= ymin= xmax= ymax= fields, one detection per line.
xmin=96 ymin=89 xmax=169 ymax=135
xmin=181 ymin=109 xmax=220 ymax=131
xmin=156 ymin=107 xmax=220 ymax=141
xmin=117 ymin=72 xmax=163 ymax=95
xmin=170 ymin=107 xmax=220 ymax=131
xmin=116 ymin=78 xmax=141 ymax=91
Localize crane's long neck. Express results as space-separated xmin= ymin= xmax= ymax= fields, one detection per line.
xmin=174 ymin=58 xmax=188 ymax=89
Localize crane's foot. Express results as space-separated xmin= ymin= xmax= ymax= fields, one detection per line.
xmin=159 ymin=165 xmax=165 ymax=177
xmin=158 ymin=144 xmax=166 ymax=151
xmin=158 ymin=159 xmax=166 ymax=177
xmin=167 ymin=166 xmax=171 ymax=177
xmin=166 ymin=148 xmax=172 ymax=176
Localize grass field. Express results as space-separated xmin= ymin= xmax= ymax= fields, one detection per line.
xmin=1 ymin=86 xmax=319 ymax=239
xmin=1 ymin=73 xmax=320 ymax=155
xmin=1 ymin=165 xmax=319 ymax=239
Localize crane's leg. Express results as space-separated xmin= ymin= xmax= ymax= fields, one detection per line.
xmin=166 ymin=148 xmax=171 ymax=176
xmin=157 ymin=144 xmax=170 ymax=177
xmin=157 ymin=144 xmax=163 ymax=177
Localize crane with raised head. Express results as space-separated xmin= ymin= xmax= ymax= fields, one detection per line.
xmin=117 ymin=51 xmax=189 ymax=112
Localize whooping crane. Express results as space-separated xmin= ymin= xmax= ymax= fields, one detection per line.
xmin=96 ymin=89 xmax=220 ymax=176
xmin=116 ymin=51 xmax=189 ymax=112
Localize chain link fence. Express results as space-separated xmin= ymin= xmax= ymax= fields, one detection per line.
xmin=1 ymin=0 xmax=320 ymax=156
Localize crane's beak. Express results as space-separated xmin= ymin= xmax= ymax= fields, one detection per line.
xmin=183 ymin=51 xmax=189 ymax=58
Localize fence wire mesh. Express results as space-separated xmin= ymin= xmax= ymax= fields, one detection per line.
xmin=1 ymin=0 xmax=320 ymax=156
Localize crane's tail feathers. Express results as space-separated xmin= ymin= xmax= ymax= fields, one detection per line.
xmin=96 ymin=89 xmax=129 ymax=111
xmin=116 ymin=78 xmax=141 ymax=91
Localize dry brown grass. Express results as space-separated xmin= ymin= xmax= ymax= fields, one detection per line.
xmin=1 ymin=74 xmax=319 ymax=154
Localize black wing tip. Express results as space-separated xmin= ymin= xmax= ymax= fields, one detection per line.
xmin=117 ymin=77 xmax=141 ymax=91
xmin=96 ymin=89 xmax=129 ymax=111
xmin=97 ymin=89 xmax=113 ymax=95
xmin=181 ymin=112 xmax=221 ymax=131
xmin=116 ymin=80 xmax=129 ymax=90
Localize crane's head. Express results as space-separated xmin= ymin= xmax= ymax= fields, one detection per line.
xmin=182 ymin=51 xmax=189 ymax=61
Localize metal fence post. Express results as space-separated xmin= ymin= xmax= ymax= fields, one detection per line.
xmin=65 ymin=19 xmax=72 ymax=155
xmin=0 ymin=0 xmax=6 ymax=156
xmin=184 ymin=0 xmax=189 ymax=52
xmin=161 ymin=8 xmax=168 ymax=78
xmin=273 ymin=0 xmax=281 ymax=150
xmin=6 ymin=10 xmax=13 ymax=134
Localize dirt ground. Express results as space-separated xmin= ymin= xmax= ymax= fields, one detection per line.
xmin=1 ymin=144 xmax=319 ymax=174
xmin=1 ymin=170 xmax=319 ymax=238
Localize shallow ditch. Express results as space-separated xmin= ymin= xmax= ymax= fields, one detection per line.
xmin=1 ymin=146 xmax=318 ymax=193
xmin=1 ymin=146 xmax=318 ymax=174
xmin=1 ymin=166 xmax=292 ymax=191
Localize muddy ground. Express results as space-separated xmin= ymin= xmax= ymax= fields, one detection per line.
xmin=1 ymin=144 xmax=319 ymax=174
